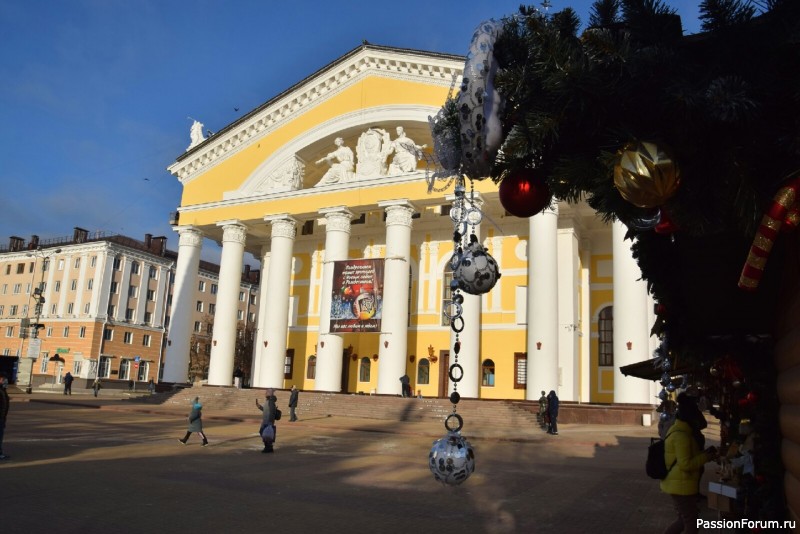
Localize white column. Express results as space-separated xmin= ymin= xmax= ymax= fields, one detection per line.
xmin=162 ymin=227 xmax=202 ymax=383
xmin=377 ymin=201 xmax=414 ymax=395
xmin=449 ymin=221 xmax=482 ymax=398
xmin=153 ymin=266 xmax=168 ymax=328
xmin=579 ymin=238 xmax=591 ymax=403
xmin=426 ymin=242 xmax=440 ymax=312
xmin=258 ymin=215 xmax=297 ymax=388
xmin=314 ymin=207 xmax=352 ymax=392
xmin=134 ymin=261 xmax=149 ymax=322
xmin=252 ymin=245 xmax=270 ymax=387
xmin=557 ymin=225 xmax=580 ymax=402
xmin=612 ymin=219 xmax=652 ymax=404
xmin=526 ymin=204 xmax=559 ymax=400
xmin=91 ymin=250 xmax=112 ymax=318
xmin=57 ymin=254 xmax=71 ymax=316
xmin=116 ymin=257 xmax=131 ymax=321
xmin=207 ymin=221 xmax=247 ymax=386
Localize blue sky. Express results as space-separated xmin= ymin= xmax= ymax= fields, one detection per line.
xmin=0 ymin=0 xmax=704 ymax=264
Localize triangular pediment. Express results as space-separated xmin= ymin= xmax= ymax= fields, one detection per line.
xmin=168 ymin=45 xmax=464 ymax=188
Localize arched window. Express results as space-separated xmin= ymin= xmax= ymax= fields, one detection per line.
xmin=359 ymin=357 xmax=371 ymax=382
xmin=417 ymin=358 xmax=430 ymax=385
xmin=599 ymin=306 xmax=614 ymax=366
xmin=306 ymin=355 xmax=317 ymax=380
xmin=482 ymin=359 xmax=495 ymax=387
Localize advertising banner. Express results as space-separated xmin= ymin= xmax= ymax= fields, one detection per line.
xmin=330 ymin=259 xmax=384 ymax=333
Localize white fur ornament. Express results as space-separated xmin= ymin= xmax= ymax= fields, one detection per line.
xmin=457 ymin=19 xmax=505 ymax=179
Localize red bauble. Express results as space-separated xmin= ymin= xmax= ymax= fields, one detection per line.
xmin=655 ymin=209 xmax=680 ymax=234
xmin=499 ymin=169 xmax=552 ymax=218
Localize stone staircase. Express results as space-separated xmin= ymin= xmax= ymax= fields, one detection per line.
xmin=134 ymin=386 xmax=542 ymax=432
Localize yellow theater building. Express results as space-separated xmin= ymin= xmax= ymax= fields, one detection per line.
xmin=164 ymin=44 xmax=657 ymax=405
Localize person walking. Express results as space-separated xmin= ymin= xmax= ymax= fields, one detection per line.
xmin=661 ymin=392 xmax=717 ymax=534
xmin=255 ymin=389 xmax=278 ymax=453
xmin=538 ymin=390 xmax=548 ymax=430
xmin=178 ymin=397 xmax=209 ymax=447
xmin=0 ymin=372 xmax=10 ymax=460
xmin=546 ymin=390 xmax=559 ymax=435
xmin=288 ymin=385 xmax=299 ymax=422
xmin=63 ymin=371 xmax=74 ymax=395
xmin=92 ymin=378 xmax=101 ymax=397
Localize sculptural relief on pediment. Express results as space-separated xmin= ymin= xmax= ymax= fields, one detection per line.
xmin=312 ymin=126 xmax=428 ymax=188
xmin=253 ymin=155 xmax=305 ymax=194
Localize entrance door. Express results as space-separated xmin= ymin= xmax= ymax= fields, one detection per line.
xmin=340 ymin=351 xmax=350 ymax=392
xmin=437 ymin=350 xmax=450 ymax=398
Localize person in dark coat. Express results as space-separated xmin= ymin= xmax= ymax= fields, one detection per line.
xmin=546 ymin=390 xmax=560 ymax=435
xmin=178 ymin=397 xmax=208 ymax=446
xmin=92 ymin=378 xmax=101 ymax=397
xmin=63 ymin=372 xmax=74 ymax=395
xmin=0 ymin=372 xmax=10 ymax=460
xmin=399 ymin=374 xmax=411 ymax=397
xmin=256 ymin=388 xmax=278 ymax=453
xmin=288 ymin=385 xmax=299 ymax=422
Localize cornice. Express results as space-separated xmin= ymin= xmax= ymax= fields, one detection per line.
xmin=168 ymin=48 xmax=463 ymax=184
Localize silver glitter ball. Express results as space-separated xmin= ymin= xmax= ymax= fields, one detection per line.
xmin=429 ymin=432 xmax=475 ymax=486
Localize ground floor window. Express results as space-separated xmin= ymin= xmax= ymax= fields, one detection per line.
xmin=306 ymin=355 xmax=316 ymax=380
xmin=119 ymin=359 xmax=130 ymax=380
xmin=417 ymin=358 xmax=430 ymax=385
xmin=514 ymin=353 xmax=527 ymax=389
xmin=137 ymin=362 xmax=149 ymax=382
xmin=98 ymin=356 xmax=111 ymax=378
xmin=482 ymin=359 xmax=495 ymax=387
xmin=359 ymin=357 xmax=371 ymax=382
xmin=39 ymin=353 xmax=50 ymax=373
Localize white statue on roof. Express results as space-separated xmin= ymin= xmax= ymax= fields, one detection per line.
xmin=187 ymin=120 xmax=206 ymax=151
xmin=314 ymin=137 xmax=355 ymax=186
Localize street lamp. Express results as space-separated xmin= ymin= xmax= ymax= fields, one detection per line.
xmin=22 ymin=247 xmax=61 ymax=393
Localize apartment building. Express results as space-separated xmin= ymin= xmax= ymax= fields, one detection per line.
xmin=0 ymin=228 xmax=259 ymax=390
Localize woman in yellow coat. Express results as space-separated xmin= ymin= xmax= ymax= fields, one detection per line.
xmin=660 ymin=392 xmax=717 ymax=534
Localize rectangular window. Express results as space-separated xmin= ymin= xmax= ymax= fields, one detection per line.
xmin=239 ymin=291 xmax=245 ymax=301
xmin=206 ymin=323 xmax=213 ymax=335
xmin=21 ymin=305 xmax=28 ymax=316
xmin=210 ymin=284 xmax=218 ymax=295
xmin=514 ymin=353 xmax=527 ymax=389
xmin=198 ymin=281 xmax=206 ymax=292
xmin=79 ymin=326 xmax=86 ymax=338
xmin=248 ymin=312 xmax=255 ymax=323
xmin=147 ymin=289 xmax=155 ymax=301
xmin=13 ymin=284 xmax=21 ymax=294
xmin=40 ymin=354 xmax=50 ymax=373
xmin=58 ymin=259 xmax=64 ymax=271
xmin=87 ymin=278 xmax=94 ymax=290
xmin=51 ymin=304 xmax=57 ymax=315
xmin=249 ymin=294 xmax=257 ymax=305
xmin=149 ymin=266 xmax=157 ymax=279
xmin=5 ymin=326 xmax=13 ymax=337
xmin=107 ymin=304 xmax=116 ymax=317
xmin=98 ymin=356 xmax=111 ymax=378
xmin=54 ymin=281 xmax=61 ymax=292
xmin=237 ymin=310 xmax=244 ymax=321
xmin=194 ymin=321 xmax=202 ymax=333
xmin=128 ymin=286 xmax=138 ymax=298
xmin=91 ymin=256 xmax=97 ymax=267
xmin=119 ymin=359 xmax=130 ymax=380
xmin=144 ymin=311 xmax=152 ymax=324
xmin=16 ymin=263 xmax=24 ymax=274
xmin=73 ymin=360 xmax=82 ymax=375
xmin=131 ymin=262 xmax=140 ymax=275
xmin=124 ymin=332 xmax=133 ymax=344
xmin=284 ymin=349 xmax=294 ymax=379
xmin=63 ymin=326 xmax=69 ymax=337
xmin=1 ymin=284 xmax=6 ymax=294
xmin=103 ymin=328 xmax=113 ymax=341
xmin=46 ymin=327 xmax=53 ymax=337
xmin=70 ymin=279 xmax=77 ymax=291
xmin=0 ymin=305 xmax=4 ymax=316
xmin=125 ymin=308 xmax=134 ymax=321
xmin=138 ymin=362 xmax=148 ymax=381
xmin=28 ymin=261 xmax=34 ymax=273
xmin=84 ymin=303 xmax=90 ymax=314
xmin=142 ymin=334 xmax=151 ymax=347
xmin=209 ymin=303 xmax=216 ymax=315
xmin=9 ymin=305 xmax=18 ymax=316
xmin=196 ymin=301 xmax=203 ymax=312
xmin=113 ymin=257 xmax=121 ymax=270
xmin=74 ymin=258 xmax=81 ymax=268
xmin=67 ymin=303 xmax=74 ymax=314
xmin=110 ymin=281 xmax=118 ymax=294
xmin=441 ymin=270 xmax=454 ymax=326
